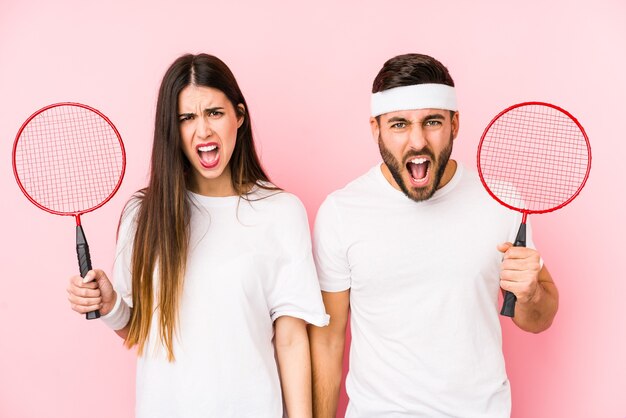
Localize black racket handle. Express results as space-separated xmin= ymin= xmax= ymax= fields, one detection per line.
xmin=500 ymin=223 xmax=526 ymax=317
xmin=76 ymin=225 xmax=100 ymax=320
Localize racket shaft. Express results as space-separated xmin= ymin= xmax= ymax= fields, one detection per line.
xmin=500 ymin=223 xmax=526 ymax=317
xmin=76 ymin=225 xmax=100 ymax=320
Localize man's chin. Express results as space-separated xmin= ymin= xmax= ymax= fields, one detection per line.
xmin=400 ymin=177 xmax=436 ymax=202
xmin=406 ymin=186 xmax=436 ymax=202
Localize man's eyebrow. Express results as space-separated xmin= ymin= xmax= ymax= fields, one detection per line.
xmin=387 ymin=116 xmax=411 ymax=123
xmin=422 ymin=113 xmax=446 ymax=121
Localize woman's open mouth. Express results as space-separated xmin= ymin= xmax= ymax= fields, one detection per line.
xmin=197 ymin=143 xmax=220 ymax=169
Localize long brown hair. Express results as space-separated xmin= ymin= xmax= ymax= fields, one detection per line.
xmin=125 ymin=53 xmax=273 ymax=360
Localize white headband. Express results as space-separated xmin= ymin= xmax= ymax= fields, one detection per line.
xmin=370 ymin=83 xmax=457 ymax=117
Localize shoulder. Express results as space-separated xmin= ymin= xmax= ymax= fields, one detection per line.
xmin=454 ymin=164 xmax=521 ymax=225
xmin=120 ymin=193 xmax=144 ymax=227
xmin=314 ymin=173 xmax=372 ymax=232
xmin=247 ymin=188 xmax=309 ymax=223
xmin=448 ymin=163 xmax=492 ymax=201
xmin=249 ymin=191 xmax=313 ymax=250
xmin=249 ymin=186 xmax=305 ymax=209
xmin=123 ymin=192 xmax=143 ymax=214
xmin=115 ymin=192 xmax=144 ymax=242
xmin=321 ymin=166 xmax=380 ymax=207
xmin=458 ymin=164 xmax=520 ymax=209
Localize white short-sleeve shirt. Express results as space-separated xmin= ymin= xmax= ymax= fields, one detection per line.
xmin=313 ymin=163 xmax=535 ymax=418
xmin=114 ymin=187 xmax=329 ymax=418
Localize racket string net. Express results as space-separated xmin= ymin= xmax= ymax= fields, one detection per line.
xmin=14 ymin=105 xmax=124 ymax=214
xmin=479 ymin=104 xmax=589 ymax=212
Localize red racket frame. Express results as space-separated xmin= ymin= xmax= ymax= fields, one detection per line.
xmin=12 ymin=102 xmax=126 ymax=225
xmin=477 ymin=101 xmax=591 ymax=224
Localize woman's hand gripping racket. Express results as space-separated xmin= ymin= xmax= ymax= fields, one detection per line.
xmin=477 ymin=102 xmax=591 ymax=317
xmin=12 ymin=103 xmax=125 ymax=319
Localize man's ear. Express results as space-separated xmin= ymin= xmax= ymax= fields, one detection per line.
xmin=451 ymin=111 xmax=460 ymax=140
xmin=370 ymin=116 xmax=380 ymax=144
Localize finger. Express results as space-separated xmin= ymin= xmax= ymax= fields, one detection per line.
xmin=501 ymin=246 xmax=540 ymax=261
xmin=499 ymin=280 xmax=523 ymax=299
xmin=500 ymin=269 xmax=536 ymax=283
xmin=87 ymin=269 xmax=110 ymax=288
xmin=68 ymin=293 xmax=103 ymax=307
xmin=70 ymin=301 xmax=103 ymax=314
xmin=499 ymin=280 xmax=536 ymax=304
xmin=82 ymin=269 xmax=97 ymax=283
xmin=67 ymin=280 xmax=99 ymax=295
xmin=69 ymin=274 xmax=87 ymax=287
xmin=497 ymin=242 xmax=513 ymax=253
xmin=499 ymin=276 xmax=531 ymax=293
xmin=501 ymin=257 xmax=540 ymax=272
xmin=67 ymin=285 xmax=102 ymax=298
xmin=81 ymin=281 xmax=100 ymax=289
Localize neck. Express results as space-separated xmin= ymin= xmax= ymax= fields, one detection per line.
xmin=438 ymin=159 xmax=457 ymax=190
xmin=188 ymin=167 xmax=236 ymax=197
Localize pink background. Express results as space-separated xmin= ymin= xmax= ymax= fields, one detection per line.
xmin=1 ymin=1 xmax=624 ymax=417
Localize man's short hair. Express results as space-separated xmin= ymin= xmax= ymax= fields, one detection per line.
xmin=372 ymin=54 xmax=455 ymax=94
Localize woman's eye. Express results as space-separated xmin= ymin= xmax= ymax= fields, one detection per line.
xmin=208 ymin=110 xmax=223 ymax=117
xmin=179 ymin=115 xmax=194 ymax=122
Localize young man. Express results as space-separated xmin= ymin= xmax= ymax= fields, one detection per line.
xmin=309 ymin=54 xmax=558 ymax=418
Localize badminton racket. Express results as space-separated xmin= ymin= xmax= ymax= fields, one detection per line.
xmin=477 ymin=102 xmax=590 ymax=317
xmin=12 ymin=102 xmax=126 ymax=319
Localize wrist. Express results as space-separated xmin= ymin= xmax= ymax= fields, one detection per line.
xmin=100 ymin=291 xmax=117 ymax=316
xmin=100 ymin=291 xmax=131 ymax=330
xmin=518 ymin=281 xmax=544 ymax=306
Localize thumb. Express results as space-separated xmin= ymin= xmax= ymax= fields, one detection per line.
xmin=497 ymin=242 xmax=513 ymax=254
xmin=82 ymin=269 xmax=108 ymax=285
xmin=82 ymin=269 xmax=96 ymax=283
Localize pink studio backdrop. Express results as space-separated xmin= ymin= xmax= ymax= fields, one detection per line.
xmin=1 ymin=1 xmax=624 ymax=417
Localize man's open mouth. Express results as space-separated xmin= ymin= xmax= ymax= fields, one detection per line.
xmin=406 ymin=157 xmax=430 ymax=186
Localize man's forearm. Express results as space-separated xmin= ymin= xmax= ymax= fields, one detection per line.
xmin=514 ymin=280 xmax=558 ymax=333
xmin=309 ymin=290 xmax=350 ymax=418
xmin=310 ymin=341 xmax=344 ymax=418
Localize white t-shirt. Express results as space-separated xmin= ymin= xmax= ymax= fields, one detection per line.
xmin=113 ymin=187 xmax=329 ymax=418
xmin=313 ymin=163 xmax=534 ymax=418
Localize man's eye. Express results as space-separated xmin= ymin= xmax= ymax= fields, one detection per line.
xmin=424 ymin=120 xmax=442 ymax=127
xmin=391 ymin=122 xmax=406 ymax=129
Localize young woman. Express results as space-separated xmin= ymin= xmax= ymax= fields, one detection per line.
xmin=66 ymin=53 xmax=329 ymax=418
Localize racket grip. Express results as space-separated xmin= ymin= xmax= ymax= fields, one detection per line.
xmin=76 ymin=225 xmax=100 ymax=320
xmin=500 ymin=223 xmax=527 ymax=317
xmin=500 ymin=291 xmax=517 ymax=317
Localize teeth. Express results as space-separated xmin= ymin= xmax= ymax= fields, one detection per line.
xmin=409 ymin=157 xmax=427 ymax=165
xmin=198 ymin=145 xmax=217 ymax=152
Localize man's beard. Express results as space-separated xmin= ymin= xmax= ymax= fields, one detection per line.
xmin=378 ymin=133 xmax=453 ymax=202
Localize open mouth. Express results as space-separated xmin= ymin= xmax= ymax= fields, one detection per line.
xmin=406 ymin=157 xmax=430 ymax=186
xmin=197 ymin=143 xmax=220 ymax=169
